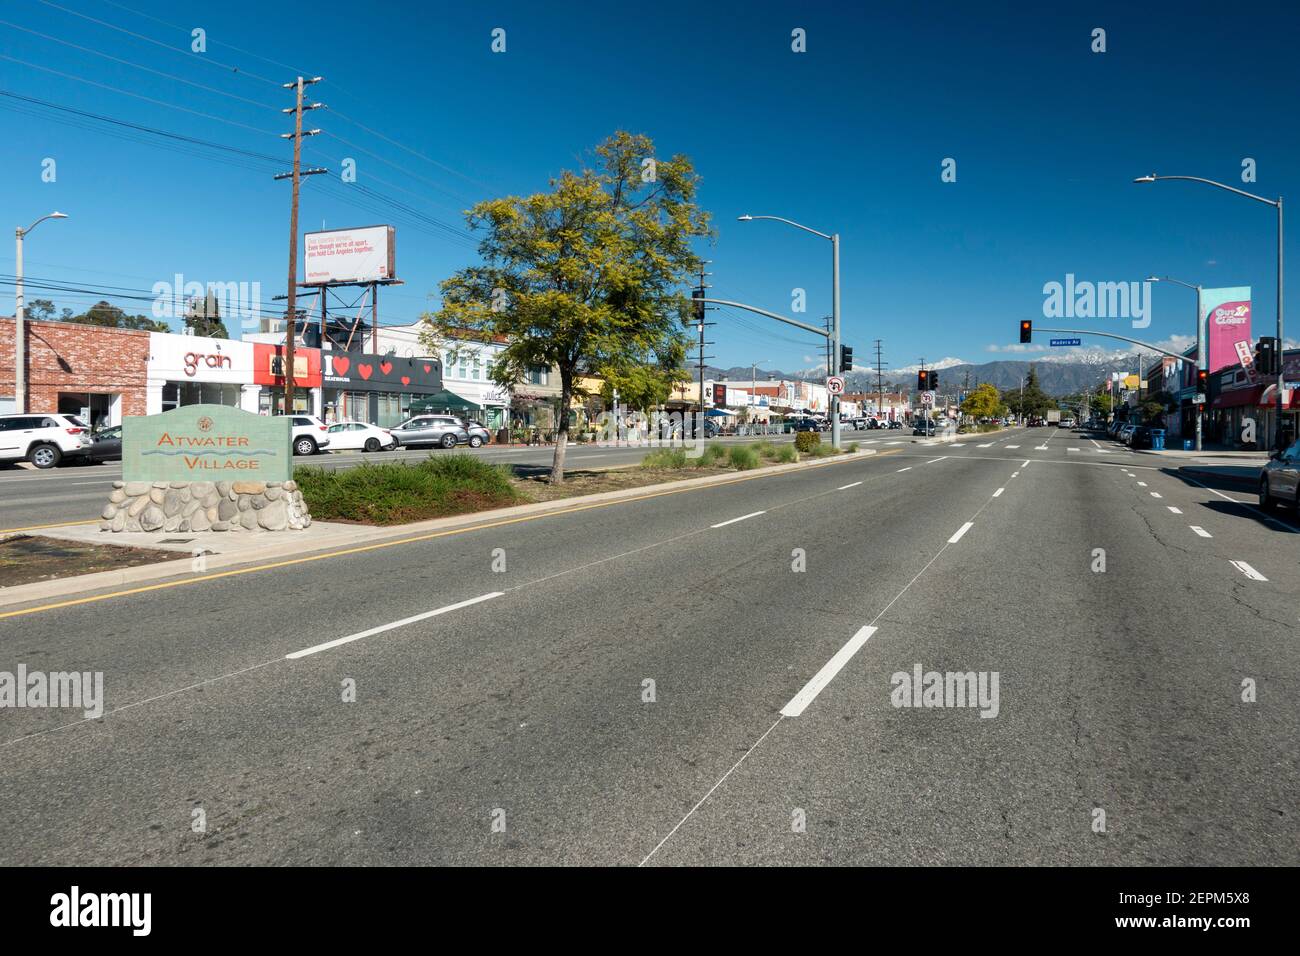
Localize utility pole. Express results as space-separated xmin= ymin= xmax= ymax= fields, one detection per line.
xmin=692 ymin=262 xmax=715 ymax=440
xmin=275 ymin=75 xmax=325 ymax=415
xmin=873 ymin=339 xmax=886 ymax=423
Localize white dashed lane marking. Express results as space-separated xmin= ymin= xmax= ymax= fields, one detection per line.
xmin=1230 ymin=560 xmax=1268 ymax=581
xmin=1190 ymin=526 xmax=1212 ymax=538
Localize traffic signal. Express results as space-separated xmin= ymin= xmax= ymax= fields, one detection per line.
xmin=918 ymin=369 xmax=927 ymax=391
xmin=1019 ymin=320 xmax=1032 ymax=344
xmin=1254 ymin=336 xmax=1278 ymax=375
xmin=929 ymin=371 xmax=939 ymax=391
xmin=1196 ymin=368 xmax=1208 ymax=391
xmin=691 ymin=288 xmax=705 ymax=322
xmin=840 ymin=344 xmax=853 ymax=372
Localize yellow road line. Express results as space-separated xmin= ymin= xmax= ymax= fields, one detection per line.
xmin=0 ymin=450 xmax=896 ymax=621
xmin=0 ymin=519 xmax=99 ymax=534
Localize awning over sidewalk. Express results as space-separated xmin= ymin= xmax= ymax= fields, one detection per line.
xmin=1210 ymin=385 xmax=1263 ymax=410
xmin=1256 ymin=384 xmax=1299 ymax=409
xmin=408 ymin=389 xmax=481 ymax=413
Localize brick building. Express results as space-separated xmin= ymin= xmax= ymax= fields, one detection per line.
xmin=0 ymin=317 xmax=150 ymax=427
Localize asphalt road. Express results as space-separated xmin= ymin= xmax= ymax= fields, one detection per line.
xmin=1 ymin=426 xmax=1295 ymax=865
xmin=0 ymin=427 xmax=901 ymax=532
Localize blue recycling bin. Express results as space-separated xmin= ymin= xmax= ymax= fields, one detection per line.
xmin=1150 ymin=428 xmax=1166 ymax=450
xmin=1183 ymin=438 xmax=1193 ymax=450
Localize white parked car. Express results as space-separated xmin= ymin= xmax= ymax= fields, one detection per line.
xmin=0 ymin=413 xmax=93 ymax=469
xmin=289 ymin=414 xmax=331 ymax=456
xmin=325 ymin=420 xmax=397 ymax=452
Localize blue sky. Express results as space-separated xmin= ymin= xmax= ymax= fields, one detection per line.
xmin=3 ymin=0 xmax=1298 ymax=375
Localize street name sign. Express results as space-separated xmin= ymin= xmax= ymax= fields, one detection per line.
xmin=1050 ymin=337 xmax=1082 ymax=347
xmin=123 ymin=404 xmax=292 ymax=483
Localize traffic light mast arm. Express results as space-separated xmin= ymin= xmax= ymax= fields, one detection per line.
xmin=1030 ymin=326 xmax=1199 ymax=365
xmin=692 ymin=298 xmax=829 ymax=338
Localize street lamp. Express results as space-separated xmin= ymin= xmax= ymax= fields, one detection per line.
xmin=738 ymin=214 xmax=843 ymax=448
xmin=1147 ymin=274 xmax=1204 ymax=450
xmin=750 ymin=359 xmax=770 ymax=433
xmin=1135 ymin=173 xmax=1285 ymax=449
xmin=14 ymin=211 xmax=69 ymax=414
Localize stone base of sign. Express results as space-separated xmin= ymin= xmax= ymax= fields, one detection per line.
xmin=99 ymin=480 xmax=312 ymax=533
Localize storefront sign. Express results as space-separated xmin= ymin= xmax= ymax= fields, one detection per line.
xmin=324 ymin=352 xmax=442 ymax=392
xmin=149 ymin=332 xmax=254 ymax=384
xmin=123 ymin=404 xmax=291 ymax=482
xmin=253 ymin=343 xmax=322 ymax=387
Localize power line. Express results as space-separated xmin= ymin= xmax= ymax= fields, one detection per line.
xmin=0 ymin=19 xmax=279 ymax=111
xmin=36 ymin=0 xmax=283 ymax=86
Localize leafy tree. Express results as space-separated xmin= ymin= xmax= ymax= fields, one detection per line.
xmin=25 ymin=298 xmax=56 ymax=321
xmin=1000 ymin=365 xmax=1054 ymax=418
xmin=599 ymin=359 xmax=689 ymax=413
xmin=66 ymin=300 xmax=170 ymax=332
xmin=185 ymin=292 xmax=230 ymax=339
xmin=960 ymin=382 xmax=1001 ymax=419
xmin=423 ymin=131 xmax=712 ymax=482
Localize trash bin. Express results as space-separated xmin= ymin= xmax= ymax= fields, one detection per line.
xmin=1150 ymin=428 xmax=1166 ymax=451
xmin=1183 ymin=438 xmax=1193 ymax=451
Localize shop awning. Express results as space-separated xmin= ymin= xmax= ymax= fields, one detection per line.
xmin=1210 ymin=385 xmax=1264 ymax=410
xmin=1257 ymin=384 xmax=1300 ymax=409
xmin=408 ymin=389 xmax=481 ymax=413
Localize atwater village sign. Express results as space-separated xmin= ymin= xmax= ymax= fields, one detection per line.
xmin=101 ymin=404 xmax=311 ymax=533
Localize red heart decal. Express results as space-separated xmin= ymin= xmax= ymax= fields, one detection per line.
xmin=332 ymin=355 xmax=350 ymax=375
xmin=358 ymin=364 xmax=373 ymax=380
xmin=401 ymin=376 xmax=411 ymax=386
xmin=379 ymin=361 xmax=393 ymax=375
xmin=423 ymin=364 xmax=432 ymax=373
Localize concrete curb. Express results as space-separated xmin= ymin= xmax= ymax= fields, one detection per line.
xmin=0 ymin=448 xmax=878 ymax=611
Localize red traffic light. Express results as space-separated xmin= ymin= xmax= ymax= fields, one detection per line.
xmin=1019 ymin=320 xmax=1032 ymax=344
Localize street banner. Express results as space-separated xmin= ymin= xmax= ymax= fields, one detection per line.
xmin=1203 ymin=286 xmax=1251 ymax=374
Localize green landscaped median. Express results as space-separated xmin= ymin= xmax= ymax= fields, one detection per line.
xmin=294 ymin=456 xmax=524 ymax=525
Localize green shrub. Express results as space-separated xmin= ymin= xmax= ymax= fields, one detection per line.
xmin=775 ymin=445 xmax=798 ymax=463
xmin=728 ymin=445 xmax=761 ymax=470
xmin=794 ymin=431 xmax=821 ymax=454
xmin=696 ymin=443 xmax=728 ymax=466
xmin=641 ymin=447 xmax=689 ymax=470
xmin=846 ymin=441 xmax=860 ymax=453
xmin=295 ymin=456 xmax=520 ymax=525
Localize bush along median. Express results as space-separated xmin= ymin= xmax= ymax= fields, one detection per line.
xmin=294 ymin=456 xmax=523 ymax=525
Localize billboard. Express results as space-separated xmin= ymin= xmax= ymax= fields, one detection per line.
xmin=1203 ymin=287 xmax=1251 ymax=374
xmin=123 ymin=404 xmax=291 ymax=483
xmin=304 ymin=225 xmax=395 ymax=285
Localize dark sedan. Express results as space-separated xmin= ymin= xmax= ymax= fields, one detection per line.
xmin=83 ymin=425 xmax=122 ymax=463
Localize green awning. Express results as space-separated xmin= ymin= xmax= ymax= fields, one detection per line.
xmin=408 ymin=390 xmax=481 ymax=413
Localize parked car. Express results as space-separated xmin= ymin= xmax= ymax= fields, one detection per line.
xmin=438 ymin=416 xmax=492 ymax=448
xmin=289 ymin=414 xmax=331 ymax=456
xmin=83 ymin=424 xmax=123 ymax=463
xmin=1118 ymin=424 xmax=1137 ymax=445
xmin=1260 ymin=438 xmax=1300 ymax=510
xmin=325 ymin=420 xmax=397 ymax=452
xmin=389 ymin=415 xmax=469 ymax=449
xmin=913 ymin=420 xmax=936 ymax=436
xmin=887 ymin=419 xmax=903 ymax=429
xmin=0 ymin=413 xmax=92 ymax=469
xmin=1129 ymin=425 xmax=1153 ymax=449
xmin=1107 ymin=421 xmax=1123 ymax=437
xmin=790 ymin=417 xmax=821 ymax=433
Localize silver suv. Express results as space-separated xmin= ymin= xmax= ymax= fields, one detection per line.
xmin=389 ymin=415 xmax=469 ymax=450
xmin=0 ymin=413 xmax=93 ymax=468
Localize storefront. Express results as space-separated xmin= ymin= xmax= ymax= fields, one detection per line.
xmin=1 ymin=317 xmax=148 ymax=427
xmin=253 ymin=343 xmax=322 ymax=416
xmin=320 ymin=351 xmax=443 ymax=426
xmin=146 ymin=332 xmax=259 ymax=415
